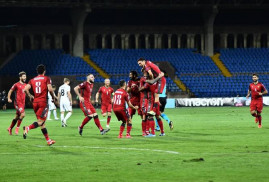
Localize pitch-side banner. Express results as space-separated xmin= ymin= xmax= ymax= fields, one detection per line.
xmin=176 ymin=97 xmax=269 ymax=107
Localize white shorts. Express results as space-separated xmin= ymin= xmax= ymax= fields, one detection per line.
xmin=60 ymin=101 xmax=72 ymax=112
xmin=48 ymin=102 xmax=56 ymax=110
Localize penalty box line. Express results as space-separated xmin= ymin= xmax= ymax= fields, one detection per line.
xmin=34 ymin=145 xmax=180 ymax=155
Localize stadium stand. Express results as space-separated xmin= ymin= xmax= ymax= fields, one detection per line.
xmin=0 ymin=50 xmax=98 ymax=77
xmin=1 ymin=48 xmax=268 ymax=97
xmin=88 ymin=49 xmax=218 ymax=92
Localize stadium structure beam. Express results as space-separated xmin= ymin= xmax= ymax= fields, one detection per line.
xmin=71 ymin=5 xmax=91 ymax=57
xmin=203 ymin=6 xmax=218 ymax=57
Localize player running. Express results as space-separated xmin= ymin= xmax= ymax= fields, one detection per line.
xmin=127 ymin=71 xmax=141 ymax=118
xmin=47 ymin=85 xmax=59 ymax=121
xmin=7 ymin=71 xmax=27 ymax=135
xmin=74 ymin=74 xmax=110 ymax=136
xmin=246 ymin=73 xmax=268 ymax=128
xmin=95 ymin=78 xmax=114 ymax=128
xmin=137 ymin=58 xmax=166 ymax=116
xmin=58 ymin=78 xmax=72 ymax=127
xmin=23 ymin=64 xmax=56 ymax=146
xmin=113 ymin=80 xmax=138 ymax=138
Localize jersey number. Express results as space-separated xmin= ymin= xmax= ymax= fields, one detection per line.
xmin=35 ymin=82 xmax=41 ymax=94
xmin=61 ymin=89 xmax=65 ymax=96
xmin=113 ymin=95 xmax=122 ymax=105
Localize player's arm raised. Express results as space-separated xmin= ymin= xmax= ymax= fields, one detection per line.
xmin=24 ymin=84 xmax=34 ymax=101
xmin=74 ymin=85 xmax=84 ymax=102
xmin=7 ymin=88 xmax=13 ymax=103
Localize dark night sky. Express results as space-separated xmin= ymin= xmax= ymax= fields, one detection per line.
xmin=0 ymin=7 xmax=268 ymax=26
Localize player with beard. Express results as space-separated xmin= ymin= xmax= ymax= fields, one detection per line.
xmin=127 ymin=71 xmax=141 ymax=118
xmin=7 ymin=71 xmax=27 ymax=135
xmin=74 ymin=74 xmax=110 ymax=136
xmin=246 ymin=73 xmax=268 ymax=128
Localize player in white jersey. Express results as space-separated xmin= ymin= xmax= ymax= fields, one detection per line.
xmin=58 ymin=78 xmax=72 ymax=127
xmin=47 ymin=85 xmax=59 ymax=120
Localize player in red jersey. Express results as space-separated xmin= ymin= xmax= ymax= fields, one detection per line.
xmin=113 ymin=80 xmax=138 ymax=138
xmin=7 ymin=71 xmax=27 ymax=135
xmin=246 ymin=74 xmax=268 ymax=128
xmin=127 ymin=70 xmax=141 ymax=118
xmin=23 ymin=65 xmax=56 ymax=146
xmin=74 ymin=74 xmax=110 ymax=136
xmin=95 ymin=79 xmax=114 ymax=128
xmin=137 ymin=58 xmax=166 ymax=115
xmin=139 ymin=72 xmax=165 ymax=137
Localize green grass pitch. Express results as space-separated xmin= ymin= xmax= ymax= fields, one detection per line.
xmin=1 ymin=107 xmax=269 ymax=182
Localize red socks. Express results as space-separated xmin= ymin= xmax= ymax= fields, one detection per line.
xmin=29 ymin=122 xmax=39 ymax=130
xmin=9 ymin=119 xmax=17 ymax=129
xmin=80 ymin=116 xmax=91 ymax=129
xmin=148 ymin=118 xmax=155 ymax=135
xmin=157 ymin=118 xmax=164 ymax=134
xmin=94 ymin=116 xmax=103 ymax=131
xmin=127 ymin=124 xmax=132 ymax=134
xmin=17 ymin=119 xmax=22 ymax=127
xmin=119 ymin=123 xmax=125 ymax=135
xmin=257 ymin=115 xmax=262 ymax=125
xmin=107 ymin=116 xmax=111 ymax=125
xmin=41 ymin=128 xmax=49 ymax=141
xmin=142 ymin=120 xmax=146 ymax=134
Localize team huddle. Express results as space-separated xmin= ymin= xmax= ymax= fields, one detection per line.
xmin=6 ymin=59 xmax=268 ymax=146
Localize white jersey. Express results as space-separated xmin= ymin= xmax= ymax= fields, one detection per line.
xmin=58 ymin=84 xmax=72 ymax=112
xmin=58 ymin=84 xmax=71 ymax=103
xmin=48 ymin=92 xmax=56 ymax=110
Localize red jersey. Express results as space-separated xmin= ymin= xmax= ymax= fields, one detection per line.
xmin=28 ymin=75 xmax=51 ymax=103
xmin=249 ymin=82 xmax=266 ymax=100
xmin=113 ymin=88 xmax=129 ymax=111
xmin=127 ymin=79 xmax=140 ymax=102
xmin=79 ymin=81 xmax=93 ymax=103
xmin=11 ymin=82 xmax=26 ymax=106
xmin=140 ymin=77 xmax=148 ymax=101
xmin=144 ymin=61 xmax=161 ymax=78
xmin=98 ymin=86 xmax=114 ymax=105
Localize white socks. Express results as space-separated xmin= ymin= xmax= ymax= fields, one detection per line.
xmin=47 ymin=111 xmax=51 ymax=119
xmin=53 ymin=110 xmax=58 ymax=119
xmin=64 ymin=112 xmax=72 ymax=124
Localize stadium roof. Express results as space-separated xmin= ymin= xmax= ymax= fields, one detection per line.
xmin=0 ymin=0 xmax=269 ymax=9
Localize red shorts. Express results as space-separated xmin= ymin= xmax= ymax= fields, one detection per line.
xmin=128 ymin=100 xmax=142 ymax=116
xmin=80 ymin=101 xmax=96 ymax=116
xmin=250 ymin=99 xmax=263 ymax=113
xmin=155 ymin=77 xmax=166 ymax=94
xmin=33 ymin=102 xmax=48 ymax=120
xmin=101 ymin=104 xmax=112 ymax=114
xmin=114 ymin=109 xmax=130 ymax=122
xmin=15 ymin=103 xmax=25 ymax=115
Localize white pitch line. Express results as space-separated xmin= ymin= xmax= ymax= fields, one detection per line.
xmin=34 ymin=145 xmax=179 ymax=155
